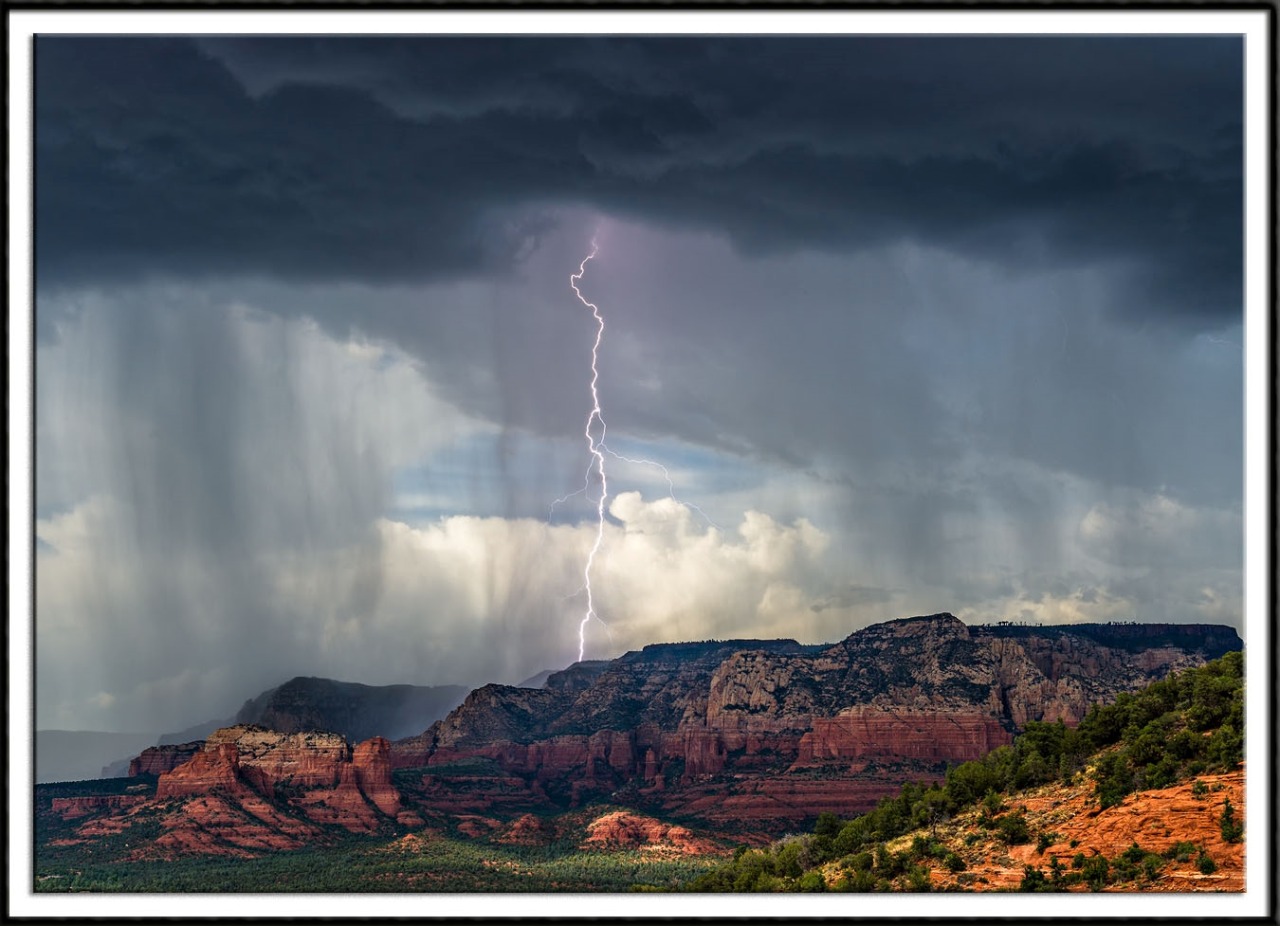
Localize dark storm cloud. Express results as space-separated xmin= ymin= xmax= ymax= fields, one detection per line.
xmin=36 ymin=35 xmax=1242 ymax=326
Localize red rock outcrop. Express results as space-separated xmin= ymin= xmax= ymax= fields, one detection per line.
xmin=295 ymin=763 xmax=383 ymax=832
xmin=793 ymin=708 xmax=1011 ymax=767
xmin=141 ymin=793 xmax=323 ymax=859
xmin=50 ymin=794 xmax=147 ymax=820
xmin=128 ymin=741 xmax=203 ymax=777
xmin=156 ymin=743 xmax=249 ymax=799
xmin=116 ymin=725 xmax=409 ymax=853
xmin=500 ymin=813 xmax=558 ymax=845
xmin=204 ymin=726 xmax=350 ymax=792
xmin=581 ymin=810 xmax=720 ymax=855
xmin=353 ymin=736 xmax=401 ymax=817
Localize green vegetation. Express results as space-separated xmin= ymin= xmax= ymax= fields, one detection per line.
xmin=35 ymin=839 xmax=718 ymax=893
xmin=1017 ymin=835 xmax=1233 ymax=894
xmin=1219 ymin=797 xmax=1243 ymax=843
xmin=34 ymin=824 xmax=719 ymax=892
xmin=35 ymin=786 xmax=722 ymax=893
xmin=36 ymin=777 xmax=155 ymax=799
xmin=686 ymin=652 xmax=1243 ymax=892
xmin=1084 ymin=650 xmax=1242 ymax=807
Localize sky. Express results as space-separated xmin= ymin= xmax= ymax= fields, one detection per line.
xmin=29 ymin=29 xmax=1250 ymax=735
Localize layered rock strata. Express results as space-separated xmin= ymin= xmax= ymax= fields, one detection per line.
xmin=155 ymin=725 xmax=402 ymax=834
xmin=128 ymin=741 xmax=203 ymax=777
xmin=397 ymin=615 xmax=1239 ymax=829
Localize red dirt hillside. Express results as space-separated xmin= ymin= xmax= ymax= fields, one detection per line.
xmin=896 ymin=768 xmax=1245 ymax=892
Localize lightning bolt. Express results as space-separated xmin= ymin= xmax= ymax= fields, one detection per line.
xmin=569 ymin=240 xmax=609 ymax=663
xmin=562 ymin=238 xmax=715 ymax=663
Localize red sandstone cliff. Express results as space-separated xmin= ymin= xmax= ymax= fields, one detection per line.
xmin=152 ymin=725 xmax=401 ymax=831
xmin=47 ymin=725 xmax=412 ymax=856
xmin=128 ymin=741 xmax=203 ymax=777
xmin=394 ymin=615 xmax=1239 ymax=830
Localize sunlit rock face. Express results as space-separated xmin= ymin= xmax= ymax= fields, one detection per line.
xmin=129 ymin=742 xmax=203 ymax=777
xmin=397 ymin=614 xmax=1239 ymax=830
xmin=151 ymin=725 xmax=404 ymax=835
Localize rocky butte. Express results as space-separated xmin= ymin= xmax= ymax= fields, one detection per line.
xmin=392 ymin=614 xmax=1239 ymax=834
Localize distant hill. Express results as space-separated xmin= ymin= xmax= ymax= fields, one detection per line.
xmin=234 ymin=676 xmax=469 ymax=743
xmin=35 ymin=730 xmax=157 ymax=785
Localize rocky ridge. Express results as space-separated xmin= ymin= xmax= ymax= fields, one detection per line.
xmin=43 ymin=615 xmax=1241 ymax=857
xmin=396 ymin=614 xmax=1238 ymax=830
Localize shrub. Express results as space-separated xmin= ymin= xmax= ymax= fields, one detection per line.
xmin=1036 ymin=830 xmax=1060 ymax=853
xmin=753 ymin=872 xmax=782 ymax=892
xmin=1168 ymin=730 xmax=1204 ymax=762
xmin=1163 ymin=840 xmax=1196 ymax=862
xmin=1205 ymin=726 xmax=1243 ymax=770
xmin=904 ymin=865 xmax=932 ymax=893
xmin=1197 ymin=851 xmax=1217 ymax=875
xmin=774 ymin=842 xmax=803 ymax=879
xmin=848 ymin=851 xmax=874 ymax=873
xmin=813 ymin=812 xmax=842 ymax=838
xmin=1219 ymin=798 xmax=1243 ymax=843
xmin=1121 ymin=842 xmax=1147 ymax=865
xmin=1112 ymin=854 xmax=1139 ymax=882
xmin=982 ymin=789 xmax=1005 ymax=816
xmin=1072 ymin=852 xmax=1087 ymax=870
xmin=1190 ymin=779 xmax=1209 ymax=799
xmin=1082 ymin=855 xmax=1110 ymax=891
xmin=996 ymin=811 xmax=1031 ymax=846
xmin=1139 ymin=756 xmax=1179 ymax=791
xmin=844 ymin=850 xmax=875 ymax=870
xmin=839 ymin=868 xmax=878 ymax=892
xmin=797 ymin=871 xmax=826 ymax=892
xmin=1019 ymin=866 xmax=1048 ymax=891
xmin=1048 ymin=855 xmax=1065 ymax=884
xmin=944 ymin=853 xmax=967 ymax=873
xmin=1093 ymin=751 xmax=1134 ymax=810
